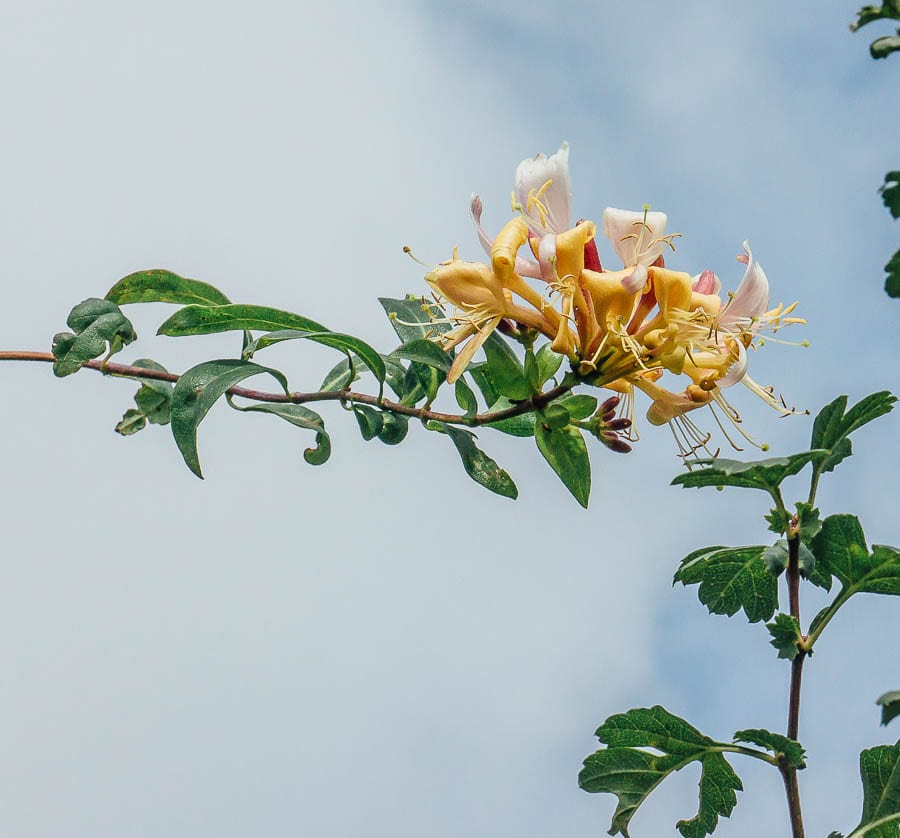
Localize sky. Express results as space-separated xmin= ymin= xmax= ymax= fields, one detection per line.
xmin=0 ymin=1 xmax=898 ymax=836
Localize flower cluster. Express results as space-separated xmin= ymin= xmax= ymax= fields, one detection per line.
xmin=423 ymin=143 xmax=805 ymax=459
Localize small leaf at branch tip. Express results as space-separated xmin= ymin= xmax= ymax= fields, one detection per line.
xmin=876 ymin=691 xmax=900 ymax=726
xmin=766 ymin=613 xmax=802 ymax=660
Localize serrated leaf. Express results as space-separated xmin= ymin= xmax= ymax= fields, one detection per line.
xmin=671 ymin=451 xmax=824 ymax=495
xmin=835 ymin=740 xmax=900 ymax=838
xmin=483 ymin=332 xmax=530 ymax=400
xmin=674 ymin=546 xmax=777 ymax=623
xmin=766 ymin=613 xmax=802 ymax=660
xmin=158 ymin=304 xmax=327 ymax=337
xmin=226 ymin=398 xmax=331 ymax=465
xmin=580 ymin=706 xmax=742 ymax=838
xmin=430 ymin=423 xmax=517 ymax=499
xmin=810 ymin=393 xmax=897 ymax=476
xmin=733 ymin=729 xmax=806 ymax=769
xmin=535 ymin=416 xmax=590 ymax=508
xmin=105 ymin=269 xmax=232 ymax=306
xmin=813 ymin=515 xmax=900 ymax=596
xmin=170 ymin=359 xmax=289 ymax=478
xmin=885 ymin=249 xmax=900 ymax=298
xmin=241 ymin=329 xmax=386 ymax=386
xmin=51 ymin=298 xmax=137 ymax=377
xmin=378 ymin=296 xmax=448 ymax=344
xmin=878 ymin=692 xmax=900 ymax=727
xmin=391 ymin=338 xmax=452 ymax=374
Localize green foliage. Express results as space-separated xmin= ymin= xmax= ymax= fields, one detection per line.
xmin=429 ymin=423 xmax=518 ymax=499
xmin=871 ymin=30 xmax=900 ymax=57
xmin=559 ymin=394 xmax=598 ymax=420
xmin=877 ymin=692 xmax=900 ymax=727
xmin=115 ymin=359 xmax=173 ymax=435
xmin=580 ymin=706 xmax=743 ymax=838
xmin=534 ymin=413 xmax=591 ymax=507
xmin=671 ymin=452 xmax=823 ymax=496
xmin=534 ymin=342 xmax=564 ymax=386
xmin=158 ymin=303 xmax=326 ymax=336
xmin=227 ymin=398 xmax=330 ymax=465
xmin=105 ymin=269 xmax=232 ymax=306
xmin=483 ymin=398 xmax=536 ymax=437
xmin=885 ymin=249 xmax=900 ymax=298
xmin=809 ymin=392 xmax=896 ymax=479
xmin=392 ymin=338 xmax=452 ymax=374
xmin=882 ymin=172 xmax=900 ymax=218
xmin=454 ymin=378 xmax=478 ymax=418
xmin=353 ymin=405 xmax=384 ymax=441
xmin=378 ymin=296 xmax=448 ymax=344
xmin=377 ymin=412 xmax=409 ymax=445
xmin=761 ymin=540 xmax=818 ymax=580
xmin=483 ymin=332 xmax=531 ymax=400
xmin=51 ymin=298 xmax=137 ymax=377
xmin=851 ymin=0 xmax=900 ymax=30
xmin=674 ymin=546 xmax=777 ymax=623
xmin=812 ymin=515 xmax=900 ymax=596
xmin=766 ymin=613 xmax=802 ymax=660
xmin=170 ymin=359 xmax=289 ymax=478
xmin=830 ymin=740 xmax=900 ymax=837
xmin=733 ymin=730 xmax=806 ymax=769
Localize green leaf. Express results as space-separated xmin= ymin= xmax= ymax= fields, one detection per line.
xmin=242 ymin=329 xmax=386 ymax=387
xmin=761 ymin=540 xmax=817 ymax=580
xmin=766 ymin=613 xmax=802 ymax=660
xmin=391 ymin=338 xmax=452 ymax=374
xmin=482 ymin=397 xmax=536 ymax=437
xmin=796 ymin=502 xmax=823 ymax=541
xmin=170 ymin=359 xmax=289 ymax=478
xmin=51 ymin=298 xmax=137 ymax=377
xmin=468 ymin=363 xmax=502 ymax=408
xmin=674 ymin=546 xmax=777 ymax=623
xmin=483 ymin=332 xmax=530 ymax=401
xmin=534 ymin=416 xmax=591 ymax=508
xmin=378 ymin=296 xmax=448 ymax=344
xmin=158 ymin=303 xmax=327 ymax=337
xmin=454 ymin=377 xmax=478 ymax=418
xmin=871 ymin=30 xmax=900 ymax=58
xmin=671 ymin=451 xmax=824 ymax=495
xmin=813 ymin=515 xmax=900 ymax=595
xmin=810 ymin=393 xmax=897 ymax=477
xmin=851 ymin=1 xmax=900 ymax=31
xmin=558 ymin=394 xmax=598 ymax=421
xmin=105 ymin=269 xmax=232 ymax=306
xmin=320 ymin=357 xmax=358 ymax=392
xmin=733 ymin=729 xmax=806 ymax=769
xmin=226 ymin=398 xmax=330 ymax=465
xmin=580 ymin=706 xmax=742 ymax=838
xmin=878 ymin=692 xmax=900 ymax=727
xmin=115 ymin=359 xmax=174 ymax=435
xmin=535 ymin=342 xmax=564 ymax=386
xmin=885 ymin=249 xmax=900 ymax=298
xmin=430 ymin=423 xmax=518 ymax=499
xmin=377 ymin=412 xmax=409 ymax=445
xmin=833 ymin=740 xmax=900 ymax=838
xmin=882 ymin=172 xmax=900 ymax=218
xmin=353 ymin=405 xmax=384 ymax=441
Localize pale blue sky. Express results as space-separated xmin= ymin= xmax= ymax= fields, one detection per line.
xmin=1 ymin=2 xmax=898 ymax=836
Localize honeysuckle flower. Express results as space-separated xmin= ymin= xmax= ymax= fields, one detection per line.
xmin=602 ymin=207 xmax=676 ymax=293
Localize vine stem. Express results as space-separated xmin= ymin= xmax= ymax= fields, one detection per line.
xmin=781 ymin=528 xmax=807 ymax=838
xmin=0 ymin=350 xmax=573 ymax=427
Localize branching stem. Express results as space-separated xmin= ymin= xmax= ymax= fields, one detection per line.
xmin=0 ymin=350 xmax=572 ymax=427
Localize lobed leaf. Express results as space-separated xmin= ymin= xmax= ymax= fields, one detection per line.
xmin=671 ymin=452 xmax=824 ymax=495
xmin=106 ymin=269 xmax=232 ymax=306
xmin=580 ymin=706 xmax=742 ymax=838
xmin=810 ymin=392 xmax=896 ymax=477
xmin=733 ymin=729 xmax=806 ymax=769
xmin=766 ymin=614 xmax=802 ymax=661
xmin=674 ymin=546 xmax=777 ymax=623
xmin=170 ymin=359 xmax=289 ymax=478
xmin=534 ymin=414 xmax=591 ymax=508
xmin=812 ymin=515 xmax=900 ymax=595
xmin=831 ymin=740 xmax=900 ymax=838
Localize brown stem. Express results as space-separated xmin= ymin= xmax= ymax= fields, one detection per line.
xmin=0 ymin=350 xmax=572 ymax=427
xmin=780 ymin=529 xmax=807 ymax=838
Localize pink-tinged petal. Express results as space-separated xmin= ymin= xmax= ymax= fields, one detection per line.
xmin=718 ymin=340 xmax=748 ymax=388
xmin=537 ymin=234 xmax=558 ymax=282
xmin=723 ymin=241 xmax=769 ymax=326
xmin=602 ymin=207 xmax=668 ymax=268
xmin=621 ymin=264 xmax=647 ymax=294
xmin=514 ymin=141 xmax=572 ymax=235
xmin=692 ymin=269 xmax=721 ymax=295
xmin=470 ymin=193 xmax=542 ymax=279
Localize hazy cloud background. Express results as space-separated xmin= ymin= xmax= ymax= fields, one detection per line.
xmin=1 ymin=1 xmax=898 ymax=836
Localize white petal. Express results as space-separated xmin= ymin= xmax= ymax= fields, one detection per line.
xmin=470 ymin=193 xmax=542 ymax=279
xmin=537 ymin=234 xmax=558 ymax=282
xmin=718 ymin=340 xmax=748 ymax=388
xmin=602 ymin=207 xmax=668 ymax=268
xmin=621 ymin=264 xmax=647 ymax=294
xmin=722 ymin=241 xmax=769 ymax=327
xmin=514 ymin=141 xmax=571 ymax=235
